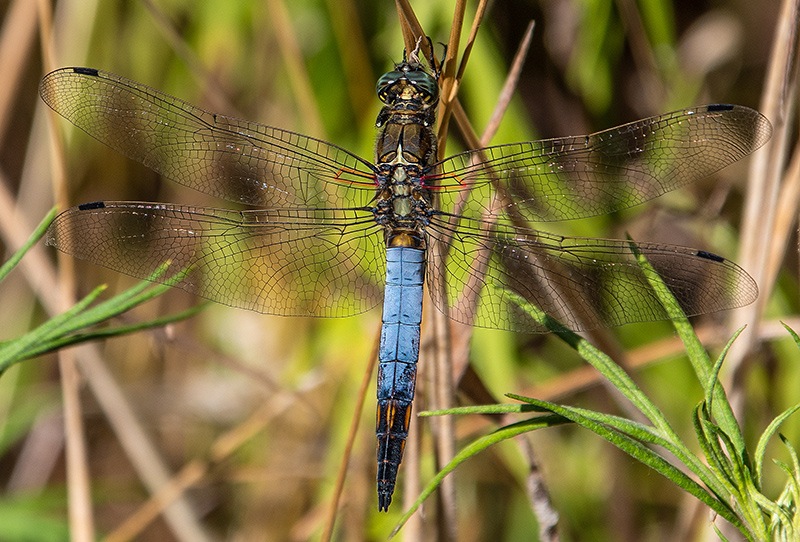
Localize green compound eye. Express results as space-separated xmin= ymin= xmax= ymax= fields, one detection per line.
xmin=375 ymin=70 xmax=405 ymax=102
xmin=375 ymin=68 xmax=438 ymax=104
xmin=404 ymin=70 xmax=438 ymax=103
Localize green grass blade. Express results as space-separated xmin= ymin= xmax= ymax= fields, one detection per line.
xmin=704 ymin=418 xmax=749 ymax=492
xmin=389 ymin=415 xmax=567 ymax=538
xmin=419 ymin=403 xmax=538 ymax=416
xmin=0 ymin=208 xmax=57 ymax=283
xmin=774 ymin=435 xmax=800 ymax=536
xmin=627 ymin=238 xmax=746 ymax=455
xmin=15 ymin=304 xmax=206 ymax=361
xmin=778 ymin=434 xmax=800 ymax=493
xmin=494 ymin=286 xmax=672 ymax=430
xmin=705 ymin=327 xmax=746 ymax=416
xmin=50 ymin=262 xmax=190 ymax=334
xmin=507 ymin=392 xmax=730 ymax=490
xmin=0 ymin=263 xmax=198 ymax=373
xmin=781 ymin=322 xmax=800 ymax=349
xmin=516 ymin=393 xmax=742 ymax=529
xmin=692 ymin=403 xmax=738 ymax=492
xmin=426 ymin=394 xmax=731 ymax=503
xmin=0 ymin=284 xmax=107 ymax=372
xmin=703 ymin=420 xmax=770 ymax=537
xmin=754 ymin=404 xmax=800 ymax=484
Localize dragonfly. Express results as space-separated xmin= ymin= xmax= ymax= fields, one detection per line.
xmin=40 ymin=43 xmax=771 ymax=511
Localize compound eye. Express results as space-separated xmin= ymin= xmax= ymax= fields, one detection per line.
xmin=406 ymin=71 xmax=439 ymax=103
xmin=376 ymin=70 xmax=404 ymax=103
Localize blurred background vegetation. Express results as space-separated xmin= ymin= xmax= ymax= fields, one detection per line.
xmin=0 ymin=0 xmax=796 ymax=540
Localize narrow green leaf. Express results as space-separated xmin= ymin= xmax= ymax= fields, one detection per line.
xmin=626 ymin=236 xmax=707 ymax=359
xmin=777 ymin=434 xmax=800 ymax=520
xmin=705 ymin=327 xmax=745 ymax=415
xmin=768 ymin=463 xmax=799 ymax=541
xmin=708 ymin=419 xmax=746 ymax=484
xmin=0 ymin=262 xmax=199 ymax=373
xmin=747 ymin=481 xmax=784 ymax=538
xmin=769 ymin=462 xmax=800 ymax=541
xmin=627 ymin=237 xmax=746 ymax=455
xmin=0 ymin=284 xmax=107 ymax=372
xmin=508 ymin=393 xmax=725 ymax=494
xmin=692 ymin=403 xmax=737 ymax=491
xmin=494 ymin=286 xmax=671 ymax=430
xmin=778 ymin=434 xmax=800 ymax=485
xmin=505 ymin=393 xmax=742 ymax=528
xmin=425 ymin=394 xmax=744 ymax=519
xmin=52 ymin=262 xmax=188 ymax=333
xmin=565 ymin=409 xmax=741 ymax=528
xmin=711 ymin=523 xmax=731 ymax=542
xmin=701 ymin=421 xmax=769 ymax=538
xmin=508 ymin=392 xmax=669 ymax=442
xmin=389 ymin=415 xmax=566 ymax=537
xmin=419 ymin=403 xmax=538 ymax=417
xmin=0 ymin=208 xmax=57 ymax=283
xmin=780 ymin=321 xmax=800 ymax=349
xmin=15 ymin=304 xmax=206 ymax=361
xmin=754 ymin=404 xmax=800 ymax=484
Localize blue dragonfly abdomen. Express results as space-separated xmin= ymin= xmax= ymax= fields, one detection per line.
xmin=377 ymin=246 xmax=425 ymax=510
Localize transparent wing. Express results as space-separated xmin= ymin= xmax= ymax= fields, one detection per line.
xmin=426 ymin=215 xmax=757 ymax=332
xmin=47 ymin=202 xmax=385 ymax=317
xmin=431 ymin=105 xmax=772 ymax=222
xmin=40 ymin=67 xmax=378 ymax=209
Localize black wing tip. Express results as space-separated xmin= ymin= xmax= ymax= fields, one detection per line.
xmin=699 ymin=103 xmax=773 ymax=151
xmin=705 ymin=103 xmax=735 ymax=112
xmin=695 ymin=250 xmax=725 ymax=263
xmin=695 ymin=250 xmax=760 ymax=308
xmin=71 ymin=67 xmax=100 ymax=77
xmin=40 ymin=67 xmax=102 ymax=103
xmin=42 ymin=66 xmax=100 ymax=79
xmin=78 ymin=201 xmax=106 ymax=211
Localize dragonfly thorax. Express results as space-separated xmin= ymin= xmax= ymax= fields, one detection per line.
xmin=373 ymin=52 xmax=440 ymax=251
xmin=374 ymin=161 xmax=433 ymax=241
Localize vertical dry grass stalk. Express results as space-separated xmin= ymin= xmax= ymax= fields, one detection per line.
xmin=730 ymin=0 xmax=800 ymax=412
xmin=32 ymin=3 xmax=223 ymax=541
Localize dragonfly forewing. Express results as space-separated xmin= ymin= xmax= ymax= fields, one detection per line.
xmin=39 ymin=68 xmax=378 ymax=209
xmin=432 ymin=104 xmax=772 ymax=223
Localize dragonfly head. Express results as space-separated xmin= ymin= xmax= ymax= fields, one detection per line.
xmin=376 ymin=62 xmax=439 ymax=109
